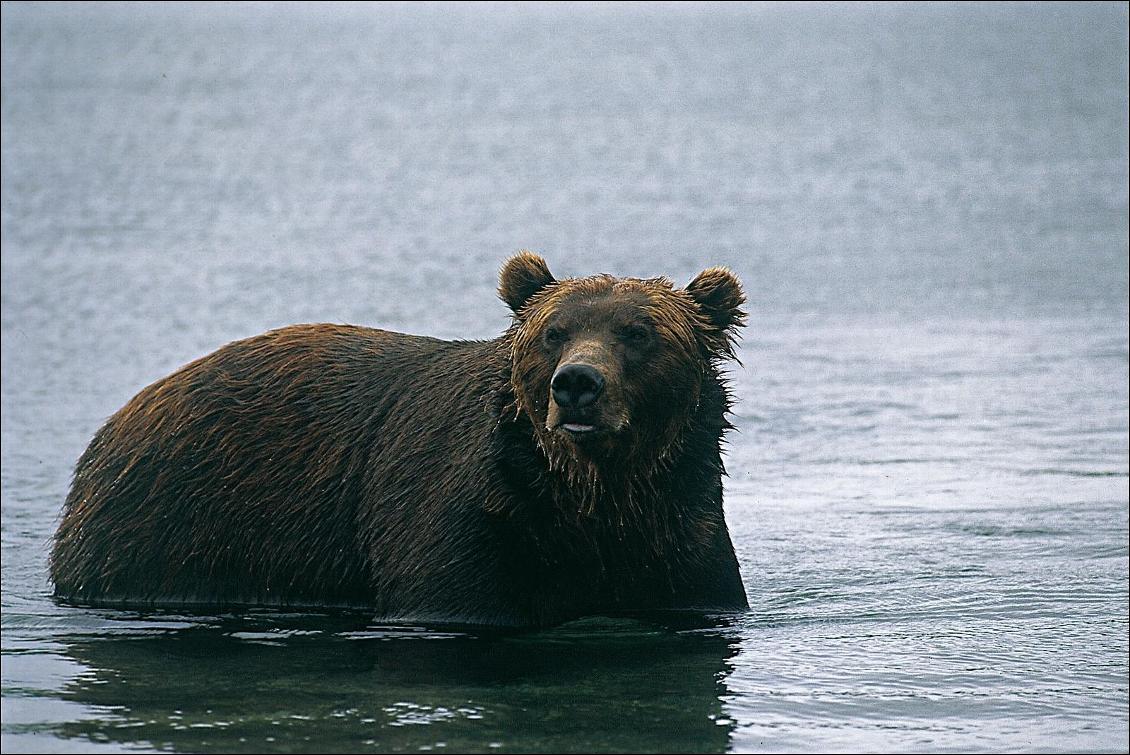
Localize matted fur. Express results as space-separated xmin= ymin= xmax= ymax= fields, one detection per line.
xmin=51 ymin=254 xmax=749 ymax=627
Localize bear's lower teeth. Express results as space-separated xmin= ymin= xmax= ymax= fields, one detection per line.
xmin=562 ymin=423 xmax=595 ymax=433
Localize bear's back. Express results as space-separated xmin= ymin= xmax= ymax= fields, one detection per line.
xmin=50 ymin=324 xmax=504 ymax=611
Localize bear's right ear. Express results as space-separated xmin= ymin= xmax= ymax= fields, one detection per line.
xmin=499 ymin=251 xmax=556 ymax=314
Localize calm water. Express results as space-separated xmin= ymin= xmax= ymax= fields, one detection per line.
xmin=2 ymin=2 xmax=1127 ymax=752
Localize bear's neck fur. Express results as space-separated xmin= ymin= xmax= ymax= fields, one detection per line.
xmin=487 ymin=335 xmax=733 ymax=581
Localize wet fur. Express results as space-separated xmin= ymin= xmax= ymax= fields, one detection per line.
xmin=51 ymin=256 xmax=749 ymax=627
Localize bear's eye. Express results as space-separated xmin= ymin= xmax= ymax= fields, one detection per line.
xmin=543 ymin=326 xmax=568 ymax=346
xmin=623 ymin=325 xmax=652 ymax=346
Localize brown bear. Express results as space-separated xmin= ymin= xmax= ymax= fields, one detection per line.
xmin=50 ymin=252 xmax=749 ymax=627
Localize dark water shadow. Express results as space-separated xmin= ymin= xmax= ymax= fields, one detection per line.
xmin=46 ymin=610 xmax=741 ymax=753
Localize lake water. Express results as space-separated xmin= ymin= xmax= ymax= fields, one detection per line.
xmin=2 ymin=2 xmax=1127 ymax=752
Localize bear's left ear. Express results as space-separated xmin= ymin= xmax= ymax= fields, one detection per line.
xmin=685 ymin=267 xmax=747 ymax=354
xmin=499 ymin=251 xmax=556 ymax=314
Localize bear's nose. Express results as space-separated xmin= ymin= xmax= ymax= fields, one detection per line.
xmin=551 ymin=364 xmax=605 ymax=409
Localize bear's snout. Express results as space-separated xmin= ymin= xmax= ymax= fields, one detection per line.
xmin=550 ymin=363 xmax=605 ymax=409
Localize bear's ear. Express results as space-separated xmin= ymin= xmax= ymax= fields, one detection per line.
xmin=499 ymin=251 xmax=556 ymax=314
xmin=685 ymin=267 xmax=747 ymax=352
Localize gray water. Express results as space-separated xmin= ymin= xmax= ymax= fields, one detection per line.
xmin=2 ymin=2 xmax=1127 ymax=752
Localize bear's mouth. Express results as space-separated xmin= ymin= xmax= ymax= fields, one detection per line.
xmin=561 ymin=422 xmax=597 ymax=435
xmin=549 ymin=417 xmax=604 ymax=439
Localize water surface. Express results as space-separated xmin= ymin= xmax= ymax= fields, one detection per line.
xmin=2 ymin=2 xmax=1127 ymax=752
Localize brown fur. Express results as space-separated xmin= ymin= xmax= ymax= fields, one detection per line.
xmin=51 ymin=253 xmax=749 ymax=627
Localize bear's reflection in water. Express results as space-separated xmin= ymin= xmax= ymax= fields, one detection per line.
xmin=54 ymin=613 xmax=740 ymax=753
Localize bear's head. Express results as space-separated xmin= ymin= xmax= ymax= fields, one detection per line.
xmin=499 ymin=251 xmax=745 ymax=481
